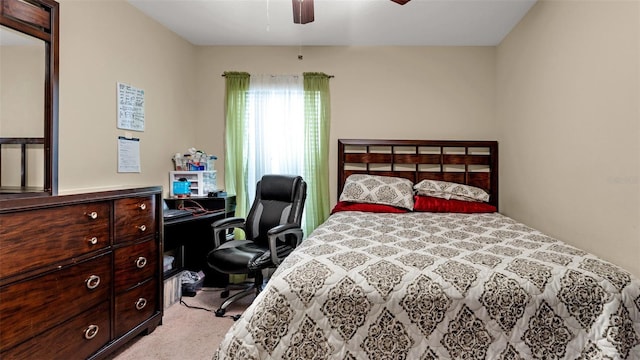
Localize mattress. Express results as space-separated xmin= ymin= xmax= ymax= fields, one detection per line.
xmin=214 ymin=211 xmax=640 ymax=359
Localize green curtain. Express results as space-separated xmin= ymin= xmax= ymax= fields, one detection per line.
xmin=224 ymin=72 xmax=250 ymax=284
xmin=223 ymin=72 xmax=250 ymax=225
xmin=303 ymin=72 xmax=332 ymax=235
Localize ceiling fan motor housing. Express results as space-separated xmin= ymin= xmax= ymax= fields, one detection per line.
xmin=293 ymin=0 xmax=314 ymax=24
xmin=292 ymin=0 xmax=410 ymax=25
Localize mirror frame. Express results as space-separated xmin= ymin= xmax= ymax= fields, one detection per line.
xmin=0 ymin=0 xmax=58 ymax=198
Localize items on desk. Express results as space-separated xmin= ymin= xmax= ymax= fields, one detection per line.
xmin=171 ymin=148 xmax=218 ymax=198
xmin=172 ymin=177 xmax=191 ymax=198
xmin=172 ymin=148 xmax=217 ymax=171
xmin=206 ymin=155 xmax=217 ymax=171
xmin=169 ymin=171 xmax=217 ymax=197
xmin=163 ymin=199 xmax=192 ymax=220
xmin=171 ymin=198 xmax=213 ymax=216
xmin=208 ymin=191 xmax=227 ymax=198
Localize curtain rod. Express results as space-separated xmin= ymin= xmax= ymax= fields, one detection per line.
xmin=221 ymin=73 xmax=334 ymax=78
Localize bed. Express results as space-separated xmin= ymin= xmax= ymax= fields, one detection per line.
xmin=214 ymin=139 xmax=640 ymax=359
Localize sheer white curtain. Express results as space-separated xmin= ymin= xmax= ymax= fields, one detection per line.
xmin=245 ymin=74 xmax=305 ymax=206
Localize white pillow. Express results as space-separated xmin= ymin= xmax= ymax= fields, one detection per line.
xmin=339 ymin=174 xmax=414 ymax=210
xmin=414 ymin=179 xmax=490 ymax=202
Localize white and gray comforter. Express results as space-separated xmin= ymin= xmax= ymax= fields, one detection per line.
xmin=214 ymin=211 xmax=640 ymax=359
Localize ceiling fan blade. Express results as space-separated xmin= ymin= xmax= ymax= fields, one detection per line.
xmin=293 ymin=0 xmax=314 ymax=24
xmin=391 ymin=0 xmax=411 ymax=4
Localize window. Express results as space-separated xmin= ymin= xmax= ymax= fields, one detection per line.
xmin=245 ymin=75 xmax=305 ymax=198
xmin=224 ymin=72 xmax=331 ymax=236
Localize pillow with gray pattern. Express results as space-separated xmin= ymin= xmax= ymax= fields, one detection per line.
xmin=414 ymin=179 xmax=490 ymax=202
xmin=339 ymin=174 xmax=414 ymax=210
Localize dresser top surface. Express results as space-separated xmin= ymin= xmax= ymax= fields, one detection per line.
xmin=0 ymin=186 xmax=162 ymax=213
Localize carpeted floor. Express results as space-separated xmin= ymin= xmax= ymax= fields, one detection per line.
xmin=107 ymin=287 xmax=252 ymax=360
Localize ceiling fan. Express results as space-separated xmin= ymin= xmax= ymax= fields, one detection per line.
xmin=293 ymin=0 xmax=411 ymax=24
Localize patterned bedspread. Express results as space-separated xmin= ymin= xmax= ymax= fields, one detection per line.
xmin=214 ymin=211 xmax=640 ymax=359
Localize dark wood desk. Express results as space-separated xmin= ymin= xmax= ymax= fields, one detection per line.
xmin=163 ymin=196 xmax=235 ymax=287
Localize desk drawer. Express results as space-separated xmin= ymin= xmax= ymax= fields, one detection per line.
xmin=0 ymin=202 xmax=110 ymax=279
xmin=115 ymin=278 xmax=157 ymax=338
xmin=0 ymin=301 xmax=111 ymax=360
xmin=114 ymin=196 xmax=157 ymax=244
xmin=114 ymin=239 xmax=158 ymax=293
xmin=0 ymin=253 xmax=111 ymax=352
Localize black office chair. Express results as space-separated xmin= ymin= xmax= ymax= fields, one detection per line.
xmin=207 ymin=175 xmax=307 ymax=317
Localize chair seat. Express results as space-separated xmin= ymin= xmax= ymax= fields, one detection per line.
xmin=208 ymin=240 xmax=267 ymax=274
xmin=208 ymin=239 xmax=298 ymax=274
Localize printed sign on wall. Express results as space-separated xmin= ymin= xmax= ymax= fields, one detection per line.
xmin=117 ymin=82 xmax=145 ymax=131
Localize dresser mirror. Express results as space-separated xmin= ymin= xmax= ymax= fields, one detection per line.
xmin=0 ymin=0 xmax=59 ymax=198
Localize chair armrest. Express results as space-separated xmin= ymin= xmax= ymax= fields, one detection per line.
xmin=212 ymin=217 xmax=246 ymax=247
xmin=212 ymin=216 xmax=244 ymax=229
xmin=267 ymin=224 xmax=304 ymax=266
xmin=267 ymin=223 xmax=303 ymax=239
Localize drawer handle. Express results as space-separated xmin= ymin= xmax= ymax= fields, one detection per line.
xmin=84 ymin=324 xmax=100 ymax=340
xmin=135 ymin=256 xmax=147 ymax=269
xmin=137 ymin=225 xmax=147 ymax=232
xmin=85 ymin=275 xmax=101 ymax=290
xmin=135 ymin=298 xmax=147 ymax=310
xmin=88 ymin=237 xmax=98 ymax=245
xmin=86 ymin=211 xmax=98 ymax=220
xmin=138 ymin=203 xmax=147 ymax=210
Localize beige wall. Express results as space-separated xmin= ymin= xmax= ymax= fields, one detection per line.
xmin=53 ymin=1 xmax=497 ymax=202
xmin=49 ymin=1 xmax=638 ymax=276
xmin=0 ymin=45 xmax=45 ymax=187
xmin=195 ymin=46 xmax=496 ymax=202
xmin=57 ymin=0 xmax=197 ymax=196
xmin=0 ymin=46 xmax=44 ymax=136
xmin=497 ymin=0 xmax=640 ymax=276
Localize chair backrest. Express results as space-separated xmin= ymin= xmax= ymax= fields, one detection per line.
xmin=245 ymin=175 xmax=307 ymax=246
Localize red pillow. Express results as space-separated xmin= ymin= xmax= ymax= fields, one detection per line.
xmin=413 ymin=195 xmax=497 ymax=213
xmin=331 ymin=201 xmax=409 ymax=214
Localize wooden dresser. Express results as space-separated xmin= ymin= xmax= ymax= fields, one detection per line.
xmin=0 ymin=187 xmax=163 ymax=359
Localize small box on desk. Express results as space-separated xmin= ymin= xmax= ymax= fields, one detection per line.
xmin=169 ymin=171 xmax=217 ymax=197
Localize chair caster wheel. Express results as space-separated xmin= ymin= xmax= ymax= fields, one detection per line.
xmin=221 ymin=290 xmax=229 ymax=298
xmin=215 ymin=308 xmax=226 ymax=317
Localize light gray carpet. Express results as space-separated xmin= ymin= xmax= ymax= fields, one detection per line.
xmin=107 ymin=287 xmax=252 ymax=360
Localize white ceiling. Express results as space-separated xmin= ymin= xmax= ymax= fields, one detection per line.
xmin=127 ymin=0 xmax=537 ymax=46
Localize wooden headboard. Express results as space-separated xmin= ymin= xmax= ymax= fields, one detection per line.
xmin=338 ymin=139 xmax=499 ymax=209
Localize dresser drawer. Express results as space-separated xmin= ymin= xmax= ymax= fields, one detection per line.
xmin=114 ymin=239 xmax=158 ymax=293
xmin=0 ymin=253 xmax=112 ymax=352
xmin=0 ymin=202 xmax=110 ymax=279
xmin=115 ymin=278 xmax=157 ymax=338
xmin=0 ymin=301 xmax=111 ymax=360
xmin=114 ymin=196 xmax=157 ymax=244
